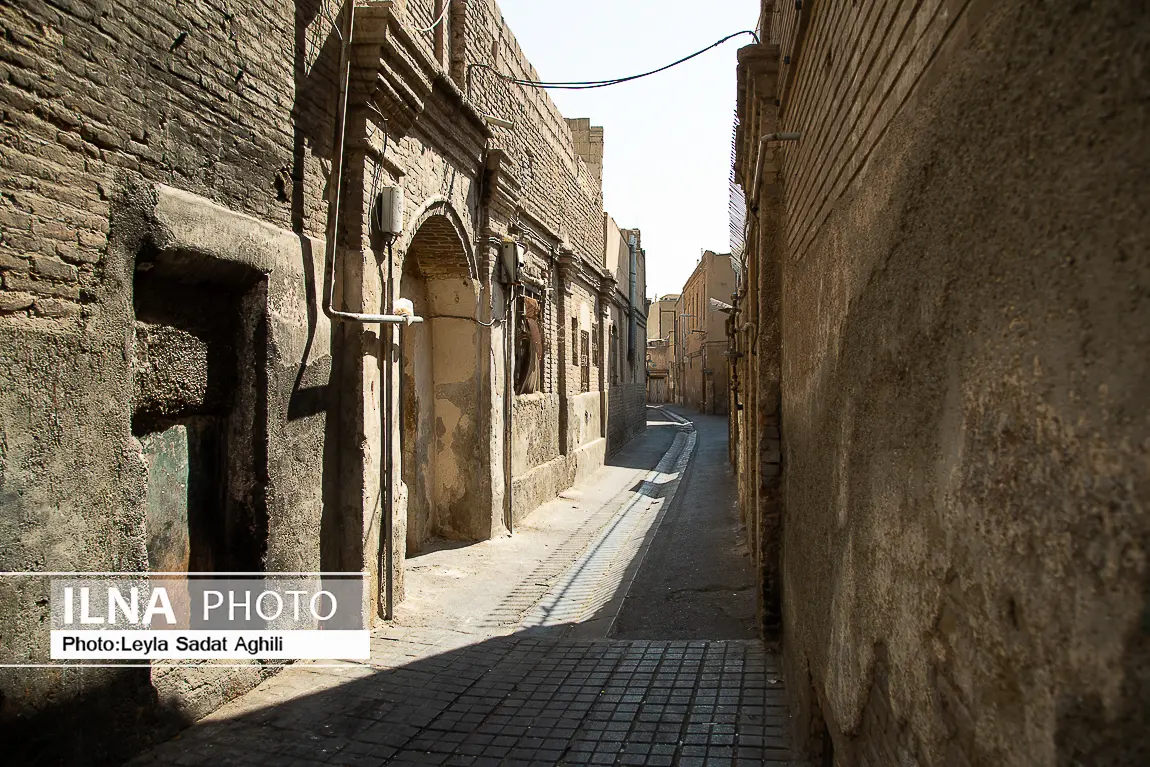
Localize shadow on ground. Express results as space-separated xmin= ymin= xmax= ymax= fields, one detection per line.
xmin=127 ymin=626 xmax=792 ymax=767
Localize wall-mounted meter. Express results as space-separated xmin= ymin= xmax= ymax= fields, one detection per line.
xmin=500 ymin=239 xmax=525 ymax=283
xmin=372 ymin=186 xmax=404 ymax=239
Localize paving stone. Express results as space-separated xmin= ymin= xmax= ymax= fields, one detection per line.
xmin=128 ymin=411 xmax=801 ymax=767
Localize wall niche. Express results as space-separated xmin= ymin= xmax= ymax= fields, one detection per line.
xmin=131 ymin=252 xmax=269 ymax=576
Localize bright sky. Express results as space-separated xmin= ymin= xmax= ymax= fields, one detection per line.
xmin=495 ymin=0 xmax=758 ymax=300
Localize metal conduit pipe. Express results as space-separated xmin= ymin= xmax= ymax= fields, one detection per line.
xmin=750 ymin=132 xmax=801 ymax=209
xmin=324 ymin=0 xmax=424 ymax=327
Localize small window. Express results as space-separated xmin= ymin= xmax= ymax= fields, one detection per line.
xmin=571 ymin=318 xmax=579 ymax=365
xmin=515 ymin=294 xmax=543 ymax=395
xmin=610 ymin=326 xmax=618 ymax=385
xmin=591 ymin=322 xmax=600 ymax=363
xmin=579 ymin=331 xmax=590 ymax=392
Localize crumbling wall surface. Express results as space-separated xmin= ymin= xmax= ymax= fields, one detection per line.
xmin=776 ymin=1 xmax=1149 ymax=765
xmin=509 ymin=392 xmax=561 ymax=520
xmin=0 ymin=187 xmax=153 ymax=765
xmin=512 ymin=392 xmax=561 ymax=475
xmin=0 ymin=179 xmax=334 ymax=763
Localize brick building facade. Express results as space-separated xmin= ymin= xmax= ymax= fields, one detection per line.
xmin=676 ymin=250 xmax=733 ymax=415
xmin=732 ymin=1 xmax=1148 ymax=765
xmin=0 ymin=0 xmax=647 ymax=761
xmin=645 ymin=293 xmax=677 ymax=404
xmin=603 ymin=214 xmax=647 ymax=453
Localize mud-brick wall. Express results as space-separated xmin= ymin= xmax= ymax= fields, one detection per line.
xmin=607 ymin=382 xmax=646 ymax=455
xmin=0 ymin=0 xmax=341 ymax=763
xmin=766 ymin=1 xmax=1150 ymax=765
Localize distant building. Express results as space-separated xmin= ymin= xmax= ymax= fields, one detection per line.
xmin=647 ymin=294 xmax=679 ymax=341
xmin=676 ymin=252 xmax=735 ymax=414
xmin=603 ymin=216 xmax=648 ymax=451
xmin=646 ymin=294 xmax=679 ymax=403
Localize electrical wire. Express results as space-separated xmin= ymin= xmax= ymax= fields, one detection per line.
xmin=480 ymin=30 xmax=760 ymax=91
xmin=412 ymin=0 xmax=451 ymax=34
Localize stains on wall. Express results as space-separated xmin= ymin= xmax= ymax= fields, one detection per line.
xmin=734 ymin=0 xmax=1150 ymax=764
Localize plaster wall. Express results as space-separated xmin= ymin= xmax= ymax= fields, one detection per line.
xmin=1 ymin=178 xmax=334 ymax=763
xmin=737 ymin=1 xmax=1149 ymax=764
xmin=512 ymin=393 xmax=561 ymax=476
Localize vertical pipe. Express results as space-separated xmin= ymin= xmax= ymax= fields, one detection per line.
xmin=503 ymin=281 xmax=515 ymax=534
xmin=383 ymin=239 xmax=395 ymax=620
xmin=598 ymin=296 xmax=607 ymax=445
xmin=324 ymin=1 xmax=354 ymax=321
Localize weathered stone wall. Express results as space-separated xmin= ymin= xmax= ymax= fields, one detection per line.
xmin=0 ymin=0 xmax=342 ymax=759
xmin=736 ymin=1 xmax=1149 ymax=764
xmin=511 ymin=392 xmax=561 ymax=475
xmin=0 ymin=0 xmax=338 ymax=320
xmin=603 ymin=214 xmax=647 ymax=454
xmin=0 ymin=0 xmax=611 ymax=762
xmin=462 ymin=0 xmax=605 ymax=267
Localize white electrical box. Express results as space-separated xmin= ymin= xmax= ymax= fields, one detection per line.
xmin=373 ymin=186 xmax=404 ymax=237
xmin=500 ymin=240 xmax=525 ymax=283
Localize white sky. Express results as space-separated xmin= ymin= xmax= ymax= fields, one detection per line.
xmin=494 ymin=0 xmax=758 ymax=300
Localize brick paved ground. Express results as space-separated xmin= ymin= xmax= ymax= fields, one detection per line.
xmin=129 ymin=409 xmax=804 ymax=766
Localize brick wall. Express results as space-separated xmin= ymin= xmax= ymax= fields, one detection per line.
xmin=736 ymin=1 xmax=1150 ymax=765
xmin=465 ymin=0 xmax=604 ymax=266
xmin=0 ymin=0 xmax=340 ymax=323
xmin=607 ymin=381 xmax=645 ymax=455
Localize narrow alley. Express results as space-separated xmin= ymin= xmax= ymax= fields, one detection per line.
xmin=2 ymin=0 xmax=1145 ymax=764
xmin=128 ymin=408 xmax=800 ymax=767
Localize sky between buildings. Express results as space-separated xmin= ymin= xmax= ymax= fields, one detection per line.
xmin=495 ymin=0 xmax=758 ymax=300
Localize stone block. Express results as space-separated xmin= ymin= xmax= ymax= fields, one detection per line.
xmin=0 ymin=251 xmax=30 ymax=271
xmin=32 ymin=297 xmax=81 ymax=318
xmin=0 ymin=291 xmax=34 ymax=311
xmin=55 ymin=241 xmax=99 ymax=264
xmin=32 ymin=254 xmax=78 ymax=281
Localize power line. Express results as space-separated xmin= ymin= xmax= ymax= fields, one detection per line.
xmin=413 ymin=0 xmax=451 ymax=34
xmin=488 ymin=30 xmax=760 ymax=90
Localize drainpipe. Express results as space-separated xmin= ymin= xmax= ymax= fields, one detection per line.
xmin=627 ymin=235 xmax=637 ymax=365
xmin=324 ymin=0 xmax=423 ymax=327
xmin=503 ymin=280 xmax=515 ymax=534
xmin=323 ymin=1 xmax=426 ymax=622
xmin=383 ymin=242 xmax=396 ymax=619
xmin=749 ymin=132 xmax=801 ymax=210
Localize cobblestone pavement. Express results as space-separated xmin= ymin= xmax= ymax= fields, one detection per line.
xmin=129 ymin=409 xmax=803 ymax=766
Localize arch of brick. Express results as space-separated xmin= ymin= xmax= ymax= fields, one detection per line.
xmin=401 ymin=199 xmax=478 ymax=283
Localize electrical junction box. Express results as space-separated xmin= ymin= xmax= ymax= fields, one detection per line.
xmin=373 ymin=186 xmax=404 ymax=238
xmin=500 ymin=240 xmax=525 ymax=283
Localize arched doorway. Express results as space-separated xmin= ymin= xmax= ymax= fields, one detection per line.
xmin=398 ymin=207 xmax=487 ymax=555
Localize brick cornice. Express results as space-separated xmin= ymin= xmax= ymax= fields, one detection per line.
xmin=350 ymin=0 xmax=488 ymax=150
xmin=735 ymin=43 xmax=782 ymax=189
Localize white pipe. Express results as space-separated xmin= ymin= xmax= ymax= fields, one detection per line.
xmin=323 ymin=1 xmax=424 ymax=327
xmin=750 ymin=132 xmax=801 ymax=208
xmin=354 ymin=314 xmax=425 ymax=324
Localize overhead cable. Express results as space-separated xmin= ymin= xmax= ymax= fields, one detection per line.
xmin=412 ymin=0 xmax=451 ymax=34
xmin=486 ymin=30 xmax=760 ymax=90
